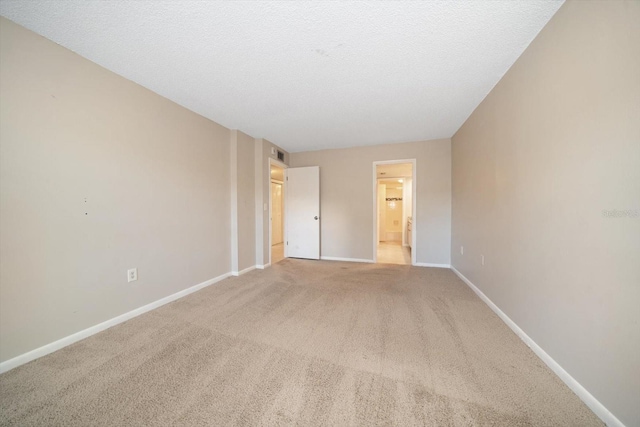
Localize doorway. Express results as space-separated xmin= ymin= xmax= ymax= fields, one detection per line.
xmin=270 ymin=162 xmax=285 ymax=264
xmin=373 ymin=161 xmax=415 ymax=265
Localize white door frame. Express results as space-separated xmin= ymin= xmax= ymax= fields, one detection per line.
xmin=372 ymin=159 xmax=417 ymax=266
xmin=268 ymin=158 xmax=288 ymax=265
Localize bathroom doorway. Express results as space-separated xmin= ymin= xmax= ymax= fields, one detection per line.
xmin=373 ymin=161 xmax=415 ymax=265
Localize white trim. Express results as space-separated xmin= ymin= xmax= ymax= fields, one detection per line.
xmin=451 ymin=267 xmax=624 ymax=427
xmin=269 ymin=158 xmax=288 ymax=169
xmin=255 ymin=263 xmax=271 ymax=269
xmin=320 ymin=256 xmax=375 ymax=263
xmin=372 ymin=159 xmax=417 ymax=266
xmin=0 ymin=272 xmax=231 ymax=374
xmin=231 ymin=265 xmax=257 ymax=277
xmin=414 ymin=262 xmax=451 ymax=268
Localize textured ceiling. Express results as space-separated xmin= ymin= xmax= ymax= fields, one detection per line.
xmin=0 ymin=1 xmax=563 ymax=153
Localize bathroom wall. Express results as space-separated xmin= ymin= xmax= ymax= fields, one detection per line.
xmin=384 ymin=186 xmax=403 ymax=241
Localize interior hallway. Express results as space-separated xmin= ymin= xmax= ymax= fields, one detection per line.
xmin=377 ymin=241 xmax=411 ymax=265
xmin=271 ymin=243 xmax=284 ymax=264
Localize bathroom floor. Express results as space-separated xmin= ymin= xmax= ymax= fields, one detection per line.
xmin=377 ymin=241 xmax=411 ymax=265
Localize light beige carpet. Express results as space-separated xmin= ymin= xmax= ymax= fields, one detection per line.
xmin=0 ymin=260 xmax=601 ymax=426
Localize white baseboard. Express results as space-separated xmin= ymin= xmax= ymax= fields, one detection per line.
xmin=231 ymin=265 xmax=256 ymax=276
xmin=451 ymin=267 xmax=624 ymax=427
xmin=413 ymin=262 xmax=451 ymax=268
xmin=0 ymin=272 xmax=232 ymax=374
xmin=321 ymin=256 xmax=374 ymax=263
xmin=320 ymin=258 xmax=450 ymax=268
xmin=255 ymin=263 xmax=271 ymax=269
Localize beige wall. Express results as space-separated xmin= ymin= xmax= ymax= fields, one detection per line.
xmin=291 ymin=139 xmax=451 ymax=264
xmin=451 ymin=1 xmax=640 ymax=425
xmin=0 ymin=18 xmax=231 ymax=362
xmin=234 ymin=130 xmax=256 ymax=272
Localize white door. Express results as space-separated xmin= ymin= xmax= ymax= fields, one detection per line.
xmin=286 ymin=166 xmax=320 ymax=259
xmin=271 ymin=182 xmax=283 ymax=245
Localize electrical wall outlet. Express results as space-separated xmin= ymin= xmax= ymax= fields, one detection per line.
xmin=481 ymin=255 xmax=485 ymax=266
xmin=460 ymin=246 xmax=464 ymax=255
xmin=127 ymin=268 xmax=138 ymax=283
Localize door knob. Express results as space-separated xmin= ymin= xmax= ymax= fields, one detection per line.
xmin=314 ymin=216 xmax=319 ymax=220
